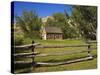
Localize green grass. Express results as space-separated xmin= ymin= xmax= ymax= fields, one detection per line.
xmin=22 ymin=39 xmax=86 ymax=45
xmin=14 ymin=39 xmax=97 ymax=73
xmin=32 ymin=58 xmax=97 ymax=72
xmin=35 ymin=39 xmax=86 ymax=46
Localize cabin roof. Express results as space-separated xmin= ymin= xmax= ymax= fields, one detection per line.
xmin=45 ymin=26 xmax=62 ymax=34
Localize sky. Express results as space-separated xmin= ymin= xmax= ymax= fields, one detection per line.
xmin=12 ymin=1 xmax=73 ymax=18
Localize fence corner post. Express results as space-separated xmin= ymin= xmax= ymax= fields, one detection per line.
xmin=31 ymin=40 xmax=35 ymax=70
xmin=88 ymin=44 xmax=93 ymax=58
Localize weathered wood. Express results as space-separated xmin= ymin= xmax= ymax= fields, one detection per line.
xmin=87 ymin=44 xmax=93 ymax=57
xmin=14 ymin=52 xmax=39 ymax=57
xmin=14 ymin=49 xmax=95 ymax=58
xmin=14 ymin=52 xmax=34 ymax=56
xmin=13 ymin=42 xmax=96 ymax=67
xmin=14 ymin=61 xmax=32 ymax=64
xmin=14 ymin=56 xmax=94 ymax=65
xmin=36 ymin=56 xmax=93 ymax=66
xmin=14 ymin=67 xmax=33 ymax=74
xmin=86 ymin=41 xmax=97 ymax=44
xmin=36 ymin=44 xmax=91 ymax=49
xmin=31 ymin=41 xmax=35 ymax=67
xmin=14 ymin=43 xmax=40 ymax=50
xmin=35 ymin=50 xmax=87 ymax=57
xmin=25 ymin=50 xmax=92 ymax=57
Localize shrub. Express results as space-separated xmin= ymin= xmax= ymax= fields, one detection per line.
xmin=14 ymin=35 xmax=24 ymax=45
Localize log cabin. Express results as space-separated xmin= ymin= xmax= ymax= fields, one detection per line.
xmin=42 ymin=26 xmax=63 ymax=40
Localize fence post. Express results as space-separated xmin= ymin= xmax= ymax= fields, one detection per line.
xmin=87 ymin=44 xmax=93 ymax=58
xmin=31 ymin=40 xmax=35 ymax=69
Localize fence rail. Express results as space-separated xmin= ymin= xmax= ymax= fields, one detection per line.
xmin=35 ymin=44 xmax=91 ymax=48
xmin=13 ymin=40 xmax=97 ymax=73
xmin=37 ymin=56 xmax=93 ymax=66
xmin=14 ymin=43 xmax=40 ymax=50
xmin=14 ymin=49 xmax=94 ymax=58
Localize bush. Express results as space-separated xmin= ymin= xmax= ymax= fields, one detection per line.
xmin=24 ymin=31 xmax=41 ymax=39
xmin=14 ymin=30 xmax=41 ymax=46
xmin=14 ymin=35 xmax=24 ymax=45
xmin=23 ymin=38 xmax=32 ymax=44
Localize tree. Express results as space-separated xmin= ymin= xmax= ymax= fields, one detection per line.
xmin=45 ymin=17 xmax=56 ymax=26
xmin=15 ymin=10 xmax=42 ymax=39
xmin=46 ymin=12 xmax=79 ymax=39
xmin=72 ymin=6 xmax=97 ymax=40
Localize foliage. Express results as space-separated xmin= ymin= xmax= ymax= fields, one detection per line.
xmin=46 ymin=12 xmax=79 ymax=39
xmin=45 ymin=6 xmax=97 ymax=40
xmin=72 ymin=6 xmax=97 ymax=40
xmin=14 ymin=34 xmax=24 ymax=45
xmin=15 ymin=10 xmax=42 ymax=39
xmin=15 ymin=6 xmax=97 ymax=40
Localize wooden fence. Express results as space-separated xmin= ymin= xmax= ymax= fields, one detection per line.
xmin=13 ymin=41 xmax=97 ymax=73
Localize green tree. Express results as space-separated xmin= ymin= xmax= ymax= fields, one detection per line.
xmin=46 ymin=17 xmax=56 ymax=26
xmin=46 ymin=12 xmax=79 ymax=39
xmin=72 ymin=6 xmax=97 ymax=40
xmin=15 ymin=10 xmax=42 ymax=39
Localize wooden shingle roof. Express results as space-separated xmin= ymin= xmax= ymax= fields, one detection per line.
xmin=45 ymin=26 xmax=62 ymax=34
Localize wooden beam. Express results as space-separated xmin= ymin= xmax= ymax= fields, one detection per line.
xmin=36 ymin=56 xmax=93 ymax=66
xmin=14 ymin=56 xmax=93 ymax=65
xmin=14 ymin=49 xmax=95 ymax=58
xmin=13 ymin=43 xmax=40 ymax=50
xmin=14 ymin=61 xmax=32 ymax=64
xmin=13 ymin=52 xmax=40 ymax=57
xmin=86 ymin=41 xmax=97 ymax=44
xmin=35 ymin=50 xmax=88 ymax=57
xmin=36 ymin=44 xmax=91 ymax=49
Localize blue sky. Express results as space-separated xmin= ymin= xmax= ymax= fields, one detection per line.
xmin=13 ymin=1 xmax=73 ymax=18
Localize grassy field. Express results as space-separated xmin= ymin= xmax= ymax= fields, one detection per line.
xmin=15 ymin=39 xmax=97 ymax=73
xmin=32 ymin=58 xmax=97 ymax=73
